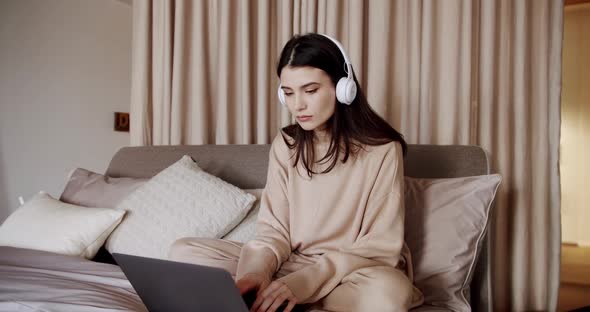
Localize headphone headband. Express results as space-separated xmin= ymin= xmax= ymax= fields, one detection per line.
xmin=319 ymin=34 xmax=353 ymax=80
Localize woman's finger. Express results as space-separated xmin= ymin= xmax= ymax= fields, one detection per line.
xmin=283 ymin=298 xmax=297 ymax=312
xmin=251 ymin=284 xmax=278 ymax=312
xmin=264 ymin=283 xmax=296 ymax=312
xmin=259 ymin=281 xmax=282 ymax=298
xmin=267 ymin=292 xmax=290 ymax=312
xmin=255 ymin=283 xmax=287 ymax=312
xmin=256 ymin=289 xmax=282 ymax=312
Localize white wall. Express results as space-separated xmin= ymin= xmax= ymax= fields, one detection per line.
xmin=561 ymin=3 xmax=590 ymax=246
xmin=0 ymin=0 xmax=132 ymax=221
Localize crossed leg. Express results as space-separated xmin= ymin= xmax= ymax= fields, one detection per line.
xmin=311 ymin=265 xmax=415 ymax=312
xmin=169 ymin=237 xmax=313 ymax=278
xmin=169 ymin=237 xmax=418 ymax=312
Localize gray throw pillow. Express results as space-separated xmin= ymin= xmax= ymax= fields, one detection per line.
xmin=60 ymin=168 xmax=147 ymax=208
xmin=404 ymin=174 xmax=501 ymax=312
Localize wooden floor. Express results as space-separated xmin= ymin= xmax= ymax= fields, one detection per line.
xmin=557 ymin=244 xmax=590 ymax=311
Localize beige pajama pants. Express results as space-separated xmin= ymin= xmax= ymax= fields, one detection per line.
xmin=169 ymin=238 xmax=420 ymax=312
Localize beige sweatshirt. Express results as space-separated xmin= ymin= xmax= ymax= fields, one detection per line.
xmin=236 ymin=132 xmax=410 ymax=304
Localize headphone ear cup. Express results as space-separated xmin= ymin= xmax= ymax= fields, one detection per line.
xmin=277 ymin=85 xmax=286 ymax=106
xmin=345 ymin=79 xmax=357 ymax=104
xmin=336 ymin=78 xmax=357 ymax=105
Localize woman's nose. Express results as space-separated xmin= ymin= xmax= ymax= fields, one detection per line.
xmin=293 ymin=94 xmax=306 ymax=111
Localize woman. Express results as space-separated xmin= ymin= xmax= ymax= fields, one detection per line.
xmin=170 ymin=33 xmax=423 ymax=312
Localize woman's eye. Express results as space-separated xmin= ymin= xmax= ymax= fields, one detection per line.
xmin=284 ymin=92 xmax=293 ymax=96
xmin=305 ymin=89 xmax=318 ymax=94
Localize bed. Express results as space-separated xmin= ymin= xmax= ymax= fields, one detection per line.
xmin=0 ymin=144 xmax=498 ymax=312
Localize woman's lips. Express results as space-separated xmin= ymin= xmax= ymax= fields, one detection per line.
xmin=297 ymin=115 xmax=312 ymax=122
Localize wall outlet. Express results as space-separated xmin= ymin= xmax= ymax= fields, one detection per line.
xmin=114 ymin=112 xmax=129 ymax=132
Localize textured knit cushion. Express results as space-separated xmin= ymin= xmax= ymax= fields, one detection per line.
xmin=60 ymin=168 xmax=147 ymax=208
xmin=223 ymin=189 xmax=263 ymax=243
xmin=404 ymin=174 xmax=501 ymax=312
xmin=105 ymin=155 xmax=256 ymax=260
xmin=0 ymin=192 xmax=125 ymax=259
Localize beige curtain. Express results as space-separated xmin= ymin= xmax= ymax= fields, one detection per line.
xmin=130 ymin=0 xmax=563 ymax=310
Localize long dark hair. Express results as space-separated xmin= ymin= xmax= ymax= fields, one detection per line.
xmin=277 ymin=33 xmax=407 ymax=177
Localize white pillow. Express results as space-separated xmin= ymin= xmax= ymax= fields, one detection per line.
xmin=105 ymin=155 xmax=256 ymax=259
xmin=223 ymin=189 xmax=263 ymax=243
xmin=0 ymin=192 xmax=125 ymax=259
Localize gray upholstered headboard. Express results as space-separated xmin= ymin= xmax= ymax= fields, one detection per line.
xmin=105 ymin=144 xmax=492 ymax=312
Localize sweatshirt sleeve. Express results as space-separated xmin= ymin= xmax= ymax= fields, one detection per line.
xmin=236 ymin=134 xmax=292 ymax=280
xmin=277 ymin=142 xmax=406 ymax=304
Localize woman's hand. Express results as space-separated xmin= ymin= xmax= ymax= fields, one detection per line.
xmin=236 ymin=273 xmax=271 ymax=296
xmin=250 ymin=280 xmax=297 ymax=312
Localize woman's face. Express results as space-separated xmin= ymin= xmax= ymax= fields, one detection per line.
xmin=280 ymin=66 xmax=336 ymax=132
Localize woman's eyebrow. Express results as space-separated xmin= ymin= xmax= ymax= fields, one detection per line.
xmin=281 ymin=82 xmax=320 ymax=90
xmin=300 ymin=82 xmax=320 ymax=89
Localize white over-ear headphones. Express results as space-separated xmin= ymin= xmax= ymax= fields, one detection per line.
xmin=278 ymin=34 xmax=357 ymax=106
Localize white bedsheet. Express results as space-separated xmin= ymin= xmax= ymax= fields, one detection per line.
xmin=0 ymin=247 xmax=147 ymax=312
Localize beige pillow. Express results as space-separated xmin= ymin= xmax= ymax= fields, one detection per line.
xmin=0 ymin=192 xmax=125 ymax=259
xmin=60 ymin=168 xmax=147 ymax=208
xmin=404 ymin=174 xmax=501 ymax=312
xmin=105 ymin=155 xmax=256 ymax=260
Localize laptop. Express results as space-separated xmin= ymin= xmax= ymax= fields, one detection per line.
xmin=113 ymin=253 xmax=255 ymax=312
